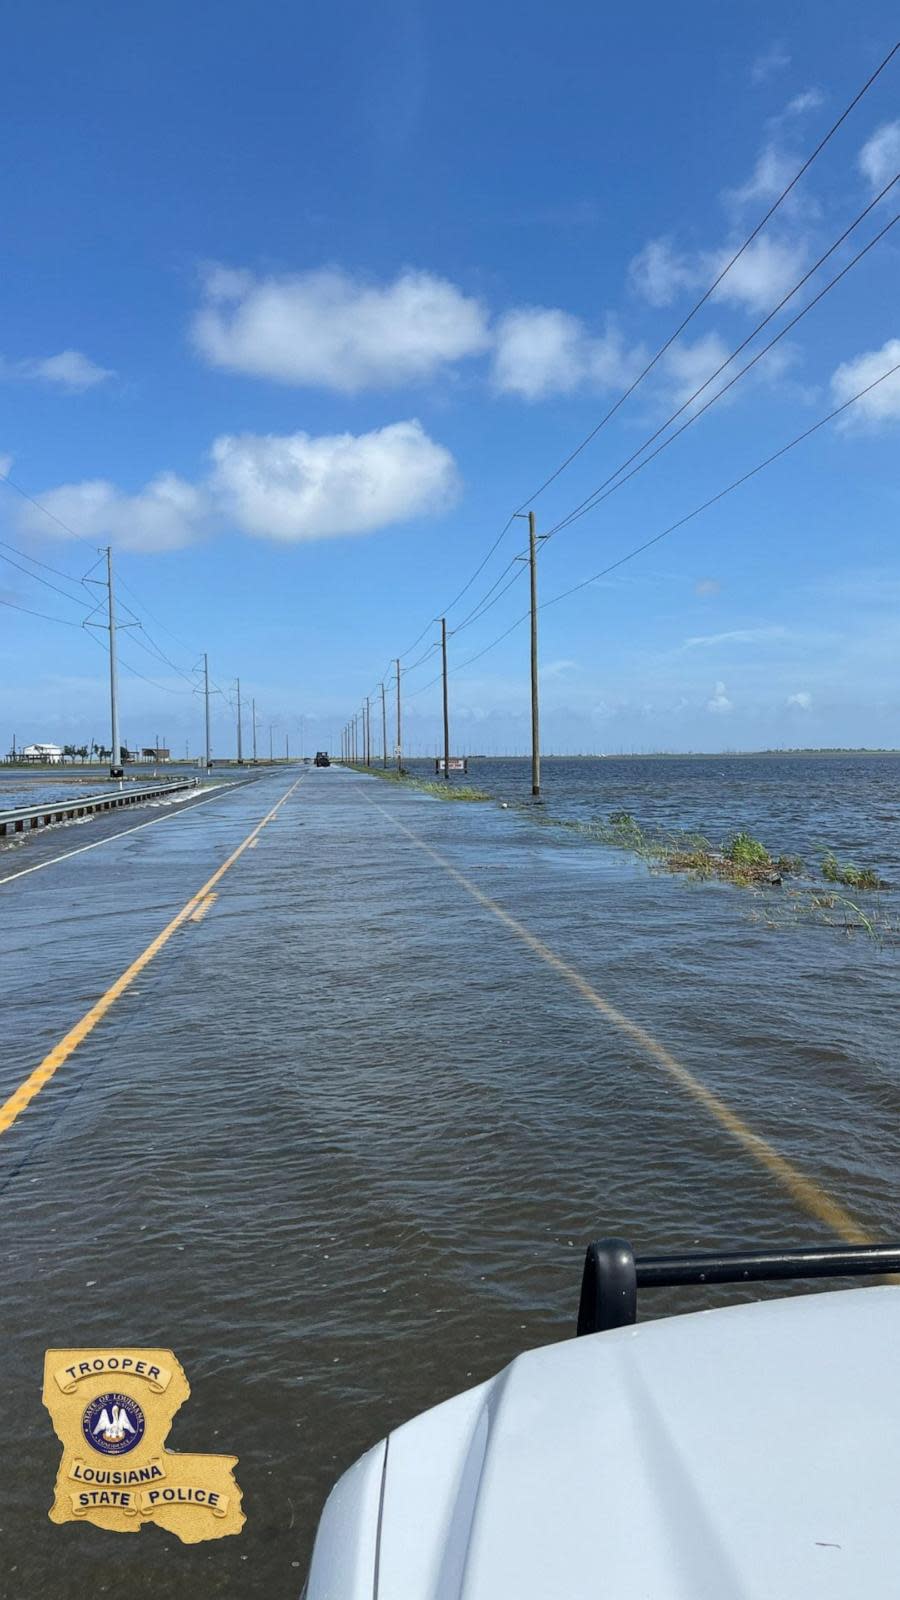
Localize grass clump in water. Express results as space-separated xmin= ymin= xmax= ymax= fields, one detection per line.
xmin=821 ymin=853 xmax=885 ymax=890
xmin=414 ymin=781 xmax=492 ymax=802
xmin=725 ymin=831 xmax=770 ymax=869
xmin=347 ymin=763 xmax=490 ymax=802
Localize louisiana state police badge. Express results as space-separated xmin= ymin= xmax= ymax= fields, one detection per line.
xmin=42 ymin=1347 xmax=245 ymax=1542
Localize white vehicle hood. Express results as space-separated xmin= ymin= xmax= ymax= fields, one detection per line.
xmin=306 ymin=1285 xmax=900 ymax=1599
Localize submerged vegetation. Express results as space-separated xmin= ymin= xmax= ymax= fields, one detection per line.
xmin=348 ymin=764 xmax=491 ymax=802
xmin=821 ymin=852 xmax=886 ymax=891
xmin=526 ymin=806 xmax=893 ymax=940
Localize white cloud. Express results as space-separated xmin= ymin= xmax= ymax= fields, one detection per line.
xmin=540 ymin=658 xmax=578 ymax=679
xmin=632 ymin=230 xmax=805 ymax=318
xmin=830 ymin=339 xmax=900 ymax=428
xmin=662 ymin=332 xmax=732 ymax=405
xmin=0 ymin=452 xmax=13 ymax=479
xmin=492 ymin=308 xmax=584 ymax=398
xmin=858 ymin=121 xmax=900 ymax=192
xmin=784 ymin=89 xmax=823 ymax=117
xmin=727 ymin=144 xmax=797 ymax=208
xmin=491 ymin=307 xmax=644 ymax=400
xmin=628 ymin=238 xmax=701 ymax=307
xmin=707 ymin=680 xmax=733 ymax=714
xmin=711 ymin=235 xmax=806 ymax=312
xmin=751 ymin=43 xmax=790 ymax=85
xmin=192 ymin=265 xmax=490 ymax=391
xmin=685 ymin=627 xmax=788 ymax=651
xmin=209 ymin=420 xmax=457 ymax=541
xmin=787 ymin=691 xmax=812 ymax=709
xmin=16 ymin=474 xmax=208 ymax=552
xmin=0 ymin=349 xmax=114 ymax=391
xmin=695 ymin=577 xmax=721 ymax=597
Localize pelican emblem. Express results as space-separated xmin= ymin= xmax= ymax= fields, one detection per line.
xmin=93 ymin=1403 xmax=137 ymax=1444
xmin=82 ymin=1391 xmax=146 ymax=1455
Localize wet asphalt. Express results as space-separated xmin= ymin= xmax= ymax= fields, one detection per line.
xmin=1 ymin=763 xmax=897 ymax=1597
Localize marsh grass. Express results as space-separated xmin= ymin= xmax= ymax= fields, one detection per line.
xmin=821 ymin=852 xmax=886 ymax=890
xmin=347 ymin=764 xmax=491 ymax=802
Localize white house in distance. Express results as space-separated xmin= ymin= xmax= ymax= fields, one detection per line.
xmin=20 ymin=743 xmax=64 ymax=763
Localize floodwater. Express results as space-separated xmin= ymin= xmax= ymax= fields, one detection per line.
xmin=0 ymin=758 xmax=898 ymax=1596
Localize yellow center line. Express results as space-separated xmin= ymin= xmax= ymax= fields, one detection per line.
xmin=190 ymin=892 xmax=218 ymax=923
xmin=365 ymin=794 xmax=870 ymax=1245
xmin=0 ymin=778 xmax=302 ymax=1139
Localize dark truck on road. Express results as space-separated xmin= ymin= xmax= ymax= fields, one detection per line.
xmin=314 ymin=752 xmax=331 ymax=767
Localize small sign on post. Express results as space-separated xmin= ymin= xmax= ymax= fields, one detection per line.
xmin=434 ymin=757 xmax=468 ymax=774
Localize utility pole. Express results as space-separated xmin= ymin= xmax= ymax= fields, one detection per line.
xmin=251 ymin=697 xmax=257 ymax=763
xmin=203 ymin=653 xmax=211 ymax=770
xmin=441 ymin=617 xmax=450 ymax=781
xmin=365 ymin=696 xmax=371 ymax=766
xmin=235 ymin=678 xmax=243 ymax=764
xmin=106 ymin=546 xmax=123 ymax=777
xmin=381 ymin=681 xmax=387 ymax=768
xmin=395 ymin=658 xmax=402 ymax=772
xmin=529 ymin=510 xmax=541 ymax=797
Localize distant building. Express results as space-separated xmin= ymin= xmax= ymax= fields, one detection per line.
xmin=141 ymin=747 xmax=170 ymax=761
xmin=21 ymin=742 xmax=64 ymax=763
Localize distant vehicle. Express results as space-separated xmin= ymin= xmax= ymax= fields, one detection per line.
xmin=314 ymin=752 xmax=331 ymax=767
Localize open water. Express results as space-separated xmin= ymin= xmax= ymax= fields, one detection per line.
xmin=0 ymin=758 xmax=897 ymax=1596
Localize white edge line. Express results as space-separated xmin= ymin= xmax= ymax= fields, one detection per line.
xmin=0 ymin=782 xmax=240 ymax=886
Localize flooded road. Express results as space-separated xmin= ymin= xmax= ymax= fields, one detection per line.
xmin=1 ymin=762 xmax=898 ymax=1595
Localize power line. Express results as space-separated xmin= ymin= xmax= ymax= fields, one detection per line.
xmin=546 ymin=193 xmax=900 ymax=539
xmin=513 ymin=38 xmax=900 ymax=512
xmin=0 ymin=596 xmax=86 ymax=627
xmin=399 ymin=40 xmax=899 ymax=679
xmin=409 ymin=358 xmax=900 ymax=693
xmin=542 ymin=359 xmax=900 ymax=611
xmin=0 ymin=549 xmax=91 ymax=609
xmin=0 ymin=536 xmax=92 ymax=590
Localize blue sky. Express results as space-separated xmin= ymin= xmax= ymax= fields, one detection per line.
xmin=1 ymin=1 xmax=898 ymax=756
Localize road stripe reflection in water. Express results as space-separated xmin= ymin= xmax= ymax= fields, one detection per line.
xmin=0 ymin=778 xmax=302 ymax=1139
xmin=365 ymin=794 xmax=871 ymax=1247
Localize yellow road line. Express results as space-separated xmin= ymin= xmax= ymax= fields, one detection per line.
xmin=190 ymin=892 xmax=218 ymax=923
xmin=366 ymin=796 xmax=869 ymax=1245
xmin=0 ymin=779 xmax=301 ymax=1139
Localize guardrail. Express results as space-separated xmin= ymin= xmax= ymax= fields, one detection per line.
xmin=0 ymin=778 xmax=199 ymax=838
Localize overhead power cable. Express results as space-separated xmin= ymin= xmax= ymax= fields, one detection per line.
xmin=547 ymin=192 xmax=900 ymax=539
xmin=0 ymin=596 xmax=86 ymax=627
xmin=407 ymin=357 xmax=900 ymax=696
xmin=412 ymin=184 xmax=899 ymax=669
xmin=0 ymin=537 xmax=92 ymax=591
xmin=395 ymin=43 xmax=899 ymax=675
xmin=514 ymin=38 xmax=900 ymax=512
xmin=0 ymin=548 xmax=91 ymax=609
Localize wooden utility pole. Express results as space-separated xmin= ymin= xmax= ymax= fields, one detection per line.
xmin=235 ymin=678 xmax=243 ymax=764
xmin=203 ymin=653 xmax=211 ymax=769
xmin=529 ymin=510 xmax=541 ymax=797
xmin=380 ymin=681 xmax=387 ymax=768
xmin=441 ymin=617 xmax=450 ymax=781
xmin=365 ymin=696 xmax=371 ymax=766
xmin=395 ymin=659 xmax=402 ymax=772
xmin=106 ymin=547 xmax=123 ymax=777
